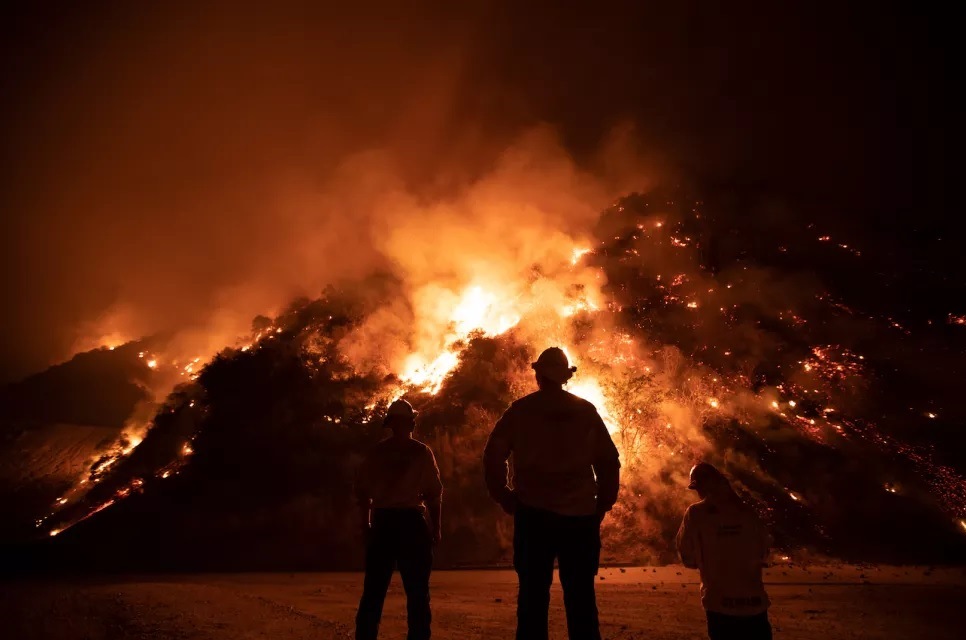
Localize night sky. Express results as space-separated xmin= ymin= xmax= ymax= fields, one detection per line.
xmin=0 ymin=2 xmax=953 ymax=384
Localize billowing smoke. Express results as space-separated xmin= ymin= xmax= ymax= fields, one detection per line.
xmin=31 ymin=186 xmax=966 ymax=568
xmin=0 ymin=4 xmax=663 ymax=382
xmin=3 ymin=2 xmax=921 ymax=383
xmin=4 ymin=4 xmax=962 ymax=569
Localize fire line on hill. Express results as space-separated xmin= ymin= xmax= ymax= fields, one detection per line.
xmin=33 ymin=192 xmax=966 ymax=569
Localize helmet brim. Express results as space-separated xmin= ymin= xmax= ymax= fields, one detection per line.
xmin=531 ymin=362 xmax=577 ymax=383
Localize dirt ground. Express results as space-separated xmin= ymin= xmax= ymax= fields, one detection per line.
xmin=2 ymin=565 xmax=964 ymax=639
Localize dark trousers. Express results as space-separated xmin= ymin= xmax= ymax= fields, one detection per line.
xmin=707 ymin=611 xmax=772 ymax=640
xmin=355 ymin=509 xmax=433 ymax=640
xmin=514 ymin=505 xmax=601 ymax=640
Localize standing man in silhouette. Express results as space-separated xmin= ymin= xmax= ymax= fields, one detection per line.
xmin=355 ymin=399 xmax=442 ymax=640
xmin=676 ymin=462 xmax=772 ymax=640
xmin=484 ymin=347 xmax=621 ymax=640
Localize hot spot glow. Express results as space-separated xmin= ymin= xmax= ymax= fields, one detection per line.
xmin=451 ymin=286 xmax=520 ymax=337
xmin=398 ymin=243 xmax=599 ymax=396
xmin=401 ymin=349 xmax=462 ymax=394
xmin=400 ymin=283 xmax=522 ymax=394
xmin=571 ymin=247 xmax=592 ymax=265
xmin=567 ymin=376 xmax=619 ymax=435
xmin=560 ymin=297 xmax=599 ymax=318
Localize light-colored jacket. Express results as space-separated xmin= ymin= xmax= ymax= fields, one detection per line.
xmin=676 ymin=498 xmax=771 ymax=615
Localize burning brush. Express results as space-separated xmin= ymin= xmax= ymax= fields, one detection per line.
xmin=39 ymin=192 xmax=966 ymax=565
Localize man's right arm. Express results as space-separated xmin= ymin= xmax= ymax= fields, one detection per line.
xmin=483 ymin=407 xmax=516 ymax=514
xmin=676 ymin=508 xmax=699 ymax=569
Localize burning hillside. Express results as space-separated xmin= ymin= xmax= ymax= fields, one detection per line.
xmin=16 ymin=187 xmax=963 ymax=570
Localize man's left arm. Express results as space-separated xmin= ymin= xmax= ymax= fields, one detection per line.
xmin=483 ymin=408 xmax=517 ymax=514
xmin=591 ymin=409 xmax=621 ymax=520
xmin=423 ymin=448 xmax=444 ymax=545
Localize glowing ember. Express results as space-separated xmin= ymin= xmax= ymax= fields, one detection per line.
xmin=560 ymin=296 xmax=599 ymax=317
xmin=49 ymin=529 xmax=62 ymax=537
xmin=124 ymin=433 xmax=144 ymax=454
xmin=708 ymin=398 xmax=720 ymax=409
xmin=146 ymin=359 xmax=158 ymax=369
xmin=571 ymin=247 xmax=592 ymax=265
xmin=401 ymin=351 xmax=461 ymax=394
xmin=181 ymin=357 xmax=202 ymax=376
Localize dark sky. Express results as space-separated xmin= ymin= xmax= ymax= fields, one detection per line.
xmin=0 ymin=2 xmax=951 ymax=383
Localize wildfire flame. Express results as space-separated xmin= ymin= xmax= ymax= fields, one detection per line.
xmin=566 ymin=377 xmax=619 ymax=434
xmin=400 ymin=284 xmax=522 ymax=393
xmin=395 ymin=262 xmax=636 ymax=444
xmin=571 ymin=247 xmax=592 ymax=265
xmin=42 ymin=194 xmax=966 ymax=553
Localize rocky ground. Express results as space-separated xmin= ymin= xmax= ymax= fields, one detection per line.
xmin=2 ymin=565 xmax=964 ymax=639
